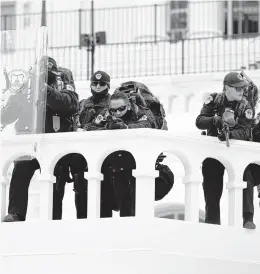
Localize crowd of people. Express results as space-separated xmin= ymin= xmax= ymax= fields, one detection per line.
xmin=1 ymin=56 xmax=259 ymax=230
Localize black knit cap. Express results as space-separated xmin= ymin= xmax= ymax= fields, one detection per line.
xmin=40 ymin=56 xmax=58 ymax=73
xmin=91 ymin=70 xmax=110 ymax=84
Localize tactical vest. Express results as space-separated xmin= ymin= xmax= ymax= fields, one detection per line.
xmin=213 ymin=93 xmax=249 ymax=119
xmin=213 ymin=93 xmax=253 ymax=141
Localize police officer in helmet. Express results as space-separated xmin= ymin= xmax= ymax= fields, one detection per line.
xmin=3 ymin=56 xmax=79 ymax=222
xmin=196 ymin=71 xmax=255 ymax=229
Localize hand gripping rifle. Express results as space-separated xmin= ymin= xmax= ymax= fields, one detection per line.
xmin=222 ymin=108 xmax=236 ymax=147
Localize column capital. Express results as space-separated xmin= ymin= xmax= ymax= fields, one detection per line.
xmin=0 ymin=176 xmax=9 ymax=186
xmin=85 ymin=172 xmax=103 ymax=181
xmin=133 ymin=170 xmax=159 ymax=179
xmin=226 ymin=181 xmax=247 ymax=190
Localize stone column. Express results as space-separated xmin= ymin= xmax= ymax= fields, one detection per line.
xmin=182 ymin=170 xmax=202 ymax=222
xmin=133 ymin=168 xmax=159 ymax=218
xmin=187 ymin=0 xmax=224 ymax=38
xmin=227 ymin=180 xmax=246 ymax=227
xmin=38 ymin=174 xmax=55 ymax=220
xmin=0 ymin=176 xmax=9 ymax=221
xmin=85 ymin=171 xmax=103 ymax=218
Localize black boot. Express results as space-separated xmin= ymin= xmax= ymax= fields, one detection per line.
xmin=243 ymin=212 xmax=256 ymax=229
xmin=3 ymin=213 xmax=25 ymax=222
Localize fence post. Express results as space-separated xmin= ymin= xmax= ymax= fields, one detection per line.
xmin=78 ymin=9 xmax=82 ymax=49
xmin=91 ymin=0 xmax=95 ymax=76
xmin=181 ymin=38 xmax=185 ymax=74
xmin=41 ymin=0 xmax=46 ymax=27
xmin=154 ymin=4 xmax=157 ymax=43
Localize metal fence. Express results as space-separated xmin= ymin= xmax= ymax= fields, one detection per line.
xmin=1 ymin=1 xmax=260 ymax=80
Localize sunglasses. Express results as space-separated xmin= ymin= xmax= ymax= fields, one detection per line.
xmin=109 ymin=105 xmax=127 ymax=113
xmin=228 ymin=85 xmax=244 ymax=92
xmin=91 ymin=81 xmax=107 ymax=87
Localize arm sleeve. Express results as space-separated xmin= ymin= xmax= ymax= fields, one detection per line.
xmin=128 ymin=110 xmax=156 ymax=129
xmin=252 ymin=122 xmax=260 ymax=142
xmin=230 ymin=105 xmax=252 ymax=141
xmin=195 ymin=94 xmax=216 ymax=130
xmin=47 ymin=87 xmax=79 ymax=115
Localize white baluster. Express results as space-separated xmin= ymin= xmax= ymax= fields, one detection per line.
xmin=0 ymin=176 xmax=9 ymax=221
xmin=38 ymin=174 xmax=55 ymax=220
xmin=133 ymin=169 xmax=159 ymax=218
xmin=183 ymin=170 xmax=202 ymax=222
xmin=227 ymin=180 xmax=246 ymax=227
xmin=85 ymin=171 xmax=103 ymax=218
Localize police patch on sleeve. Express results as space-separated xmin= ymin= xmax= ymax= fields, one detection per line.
xmin=66 ymin=84 xmax=75 ymax=91
xmin=204 ymin=95 xmax=213 ymax=105
xmin=245 ymin=109 xmax=253 ymax=119
xmin=138 ymin=115 xmax=148 ymax=121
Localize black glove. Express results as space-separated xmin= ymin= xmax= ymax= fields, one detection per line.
xmin=218 ymin=130 xmax=231 ymax=141
xmin=86 ymin=109 xmax=96 ymax=123
xmin=45 ymin=84 xmax=55 ymax=94
xmin=212 ymin=115 xmax=222 ymax=129
xmin=107 ymin=122 xmax=128 ymax=130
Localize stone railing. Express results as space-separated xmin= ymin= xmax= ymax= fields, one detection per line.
xmin=1 ymin=129 xmax=260 ymax=226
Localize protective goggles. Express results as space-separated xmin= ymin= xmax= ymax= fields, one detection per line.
xmin=228 ymin=85 xmax=245 ymax=92
xmin=91 ymin=81 xmax=108 ymax=87
xmin=109 ymin=105 xmax=127 ymax=113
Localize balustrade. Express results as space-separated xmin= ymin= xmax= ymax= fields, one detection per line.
xmin=1 ymin=129 xmax=259 ymax=227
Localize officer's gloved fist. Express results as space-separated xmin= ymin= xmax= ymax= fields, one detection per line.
xmin=218 ymin=130 xmax=230 ymax=142
xmin=108 ymin=122 xmax=128 ymax=130
xmin=212 ymin=115 xmax=222 ymax=129
xmin=44 ymin=83 xmax=55 ymax=94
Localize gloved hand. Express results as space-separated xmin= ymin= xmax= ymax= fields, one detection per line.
xmin=77 ymin=128 xmax=85 ymax=132
xmin=218 ymin=130 xmax=230 ymax=142
xmin=86 ymin=109 xmax=96 ymax=123
xmin=107 ymin=122 xmax=128 ymax=130
xmin=212 ymin=115 xmax=222 ymax=129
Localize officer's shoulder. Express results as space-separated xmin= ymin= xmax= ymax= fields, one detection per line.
xmin=202 ymin=92 xmax=218 ymax=106
xmin=84 ymin=96 xmax=94 ymax=105
xmin=58 ymin=67 xmax=73 ymax=76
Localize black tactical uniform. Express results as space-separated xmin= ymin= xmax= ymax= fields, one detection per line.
xmin=2 ymin=57 xmax=79 ymax=222
xmin=196 ymin=72 xmax=254 ymax=227
xmin=86 ymin=92 xmax=174 ymax=217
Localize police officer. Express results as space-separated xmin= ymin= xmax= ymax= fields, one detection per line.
xmin=76 ymin=70 xmax=111 ymax=130
xmin=86 ymin=91 xmax=174 ymax=217
xmin=3 ymin=56 xmax=79 ymax=222
xmin=59 ymin=70 xmax=112 ymax=219
xmin=196 ymin=71 xmax=254 ymax=228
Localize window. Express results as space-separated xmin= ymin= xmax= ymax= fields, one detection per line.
xmin=224 ymin=0 xmax=259 ymax=36
xmin=160 ymin=214 xmax=175 ymax=219
xmin=1 ymin=1 xmax=16 ymax=31
xmin=166 ymin=1 xmax=188 ymax=41
xmin=178 ymin=213 xmax=185 ymax=221
xmin=23 ymin=2 xmax=31 ymax=28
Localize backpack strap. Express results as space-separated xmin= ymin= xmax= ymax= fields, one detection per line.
xmin=213 ymin=93 xmax=225 ymax=114
xmin=235 ymin=97 xmax=249 ymax=118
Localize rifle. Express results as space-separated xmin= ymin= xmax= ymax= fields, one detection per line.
xmin=222 ymin=108 xmax=236 ymax=147
xmin=240 ymin=70 xmax=253 ymax=84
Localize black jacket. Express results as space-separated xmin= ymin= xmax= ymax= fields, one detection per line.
xmin=196 ymin=93 xmax=253 ymax=141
